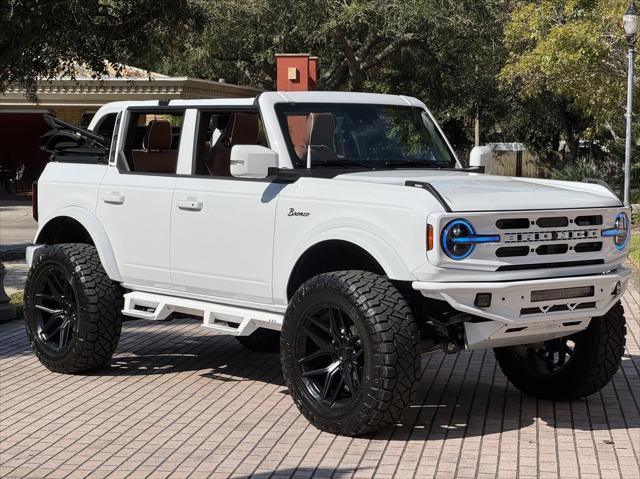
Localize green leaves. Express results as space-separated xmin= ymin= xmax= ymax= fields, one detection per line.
xmin=501 ymin=0 xmax=632 ymax=132
xmin=0 ymin=0 xmax=206 ymax=101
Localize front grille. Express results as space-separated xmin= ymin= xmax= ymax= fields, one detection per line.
xmin=496 ymin=246 xmax=530 ymax=257
xmin=575 ymin=242 xmax=602 ymax=253
xmin=437 ymin=208 xmax=617 ymax=273
xmin=490 ymin=210 xmax=611 ymax=269
xmin=496 ymin=218 xmax=530 ymax=230
xmin=536 ymin=217 xmax=568 ymax=228
xmin=575 ymin=215 xmax=603 ymax=226
xmin=536 ymin=244 xmax=568 ymax=255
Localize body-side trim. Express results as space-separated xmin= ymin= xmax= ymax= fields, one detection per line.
xmin=121 ymin=283 xmax=288 ymax=314
xmin=123 ymin=291 xmax=283 ymax=336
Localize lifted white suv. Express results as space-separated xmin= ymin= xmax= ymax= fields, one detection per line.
xmin=26 ymin=92 xmax=631 ymax=436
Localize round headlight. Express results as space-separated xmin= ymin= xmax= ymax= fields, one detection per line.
xmin=441 ymin=219 xmax=476 ymax=260
xmin=613 ymin=212 xmax=630 ymax=251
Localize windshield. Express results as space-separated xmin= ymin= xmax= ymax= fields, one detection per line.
xmin=275 ymin=103 xmax=457 ymax=169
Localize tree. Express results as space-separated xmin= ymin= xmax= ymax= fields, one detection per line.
xmin=153 ymin=0 xmax=512 ymax=152
xmin=500 ymin=0 xmax=632 ymax=158
xmin=0 ymin=0 xmax=204 ymax=101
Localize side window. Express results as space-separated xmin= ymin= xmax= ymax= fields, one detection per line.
xmin=119 ymin=110 xmax=185 ymax=174
xmin=192 ymin=110 xmax=267 ymax=177
xmin=93 ymin=113 xmax=117 ymax=138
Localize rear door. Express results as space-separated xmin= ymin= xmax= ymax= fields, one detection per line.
xmin=169 ymin=109 xmax=282 ymax=305
xmin=97 ymin=107 xmax=186 ymax=289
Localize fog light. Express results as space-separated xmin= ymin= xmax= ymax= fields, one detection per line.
xmin=475 ymin=293 xmax=492 ymax=308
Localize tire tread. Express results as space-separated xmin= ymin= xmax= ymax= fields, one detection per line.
xmin=494 ymin=302 xmax=626 ymax=400
xmin=281 ymin=271 xmax=420 ymax=436
xmin=24 ymin=244 xmax=123 ymax=373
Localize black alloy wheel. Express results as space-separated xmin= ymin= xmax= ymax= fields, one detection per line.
xmin=294 ymin=303 xmax=365 ymax=409
xmin=511 ymin=337 xmax=576 ymax=375
xmin=31 ymin=263 xmax=78 ymax=354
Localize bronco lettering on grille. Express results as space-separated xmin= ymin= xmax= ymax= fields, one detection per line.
xmin=504 ymin=229 xmax=598 ymax=243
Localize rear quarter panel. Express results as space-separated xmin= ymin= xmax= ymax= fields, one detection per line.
xmin=36 ymin=163 xmax=108 ymax=233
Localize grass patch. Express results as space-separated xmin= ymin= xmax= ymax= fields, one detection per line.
xmin=9 ymin=291 xmax=24 ymax=320
xmin=630 ymin=232 xmax=640 ymax=270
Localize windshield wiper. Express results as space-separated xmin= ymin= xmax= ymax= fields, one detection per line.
xmin=315 ymin=159 xmax=376 ymax=169
xmin=383 ymin=159 xmax=443 ymax=169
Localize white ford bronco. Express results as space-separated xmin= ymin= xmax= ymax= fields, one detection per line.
xmin=26 ymin=92 xmax=631 ymax=436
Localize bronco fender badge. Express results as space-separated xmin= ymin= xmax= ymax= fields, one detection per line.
xmin=288 ymin=208 xmax=310 ymax=217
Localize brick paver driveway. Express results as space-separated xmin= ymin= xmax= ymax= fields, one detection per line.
xmin=1 ymin=275 xmax=639 ymax=479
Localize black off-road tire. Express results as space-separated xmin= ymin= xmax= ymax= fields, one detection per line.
xmin=236 ymin=328 xmax=280 ymax=353
xmin=281 ymin=271 xmax=420 ymax=436
xmin=24 ymin=244 xmax=123 ymax=373
xmin=494 ymin=301 xmax=626 ymax=400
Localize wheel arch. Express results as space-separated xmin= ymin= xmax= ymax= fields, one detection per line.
xmin=35 ymin=208 xmax=123 ymax=282
xmin=286 ymin=239 xmax=392 ymax=300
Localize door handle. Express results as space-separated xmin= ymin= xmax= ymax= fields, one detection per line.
xmin=176 ymin=198 xmax=203 ymax=211
xmin=102 ymin=192 xmax=125 ymax=205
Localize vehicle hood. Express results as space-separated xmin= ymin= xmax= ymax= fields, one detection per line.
xmin=334 ymin=170 xmax=622 ymax=211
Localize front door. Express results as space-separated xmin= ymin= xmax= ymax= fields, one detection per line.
xmin=169 ymin=109 xmax=281 ymax=304
xmin=170 ymin=177 xmax=281 ymax=304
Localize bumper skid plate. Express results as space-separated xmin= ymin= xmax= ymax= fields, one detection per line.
xmin=413 ymin=267 xmax=631 ymax=349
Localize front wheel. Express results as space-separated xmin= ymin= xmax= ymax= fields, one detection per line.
xmin=494 ymin=301 xmax=626 ymax=400
xmin=280 ymin=271 xmax=420 ymax=436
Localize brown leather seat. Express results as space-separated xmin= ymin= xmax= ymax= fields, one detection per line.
xmin=294 ymin=113 xmax=337 ymax=161
xmin=205 ymin=113 xmax=260 ymax=177
xmin=131 ymin=120 xmax=178 ymax=173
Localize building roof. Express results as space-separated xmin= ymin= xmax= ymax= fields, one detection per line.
xmin=1 ymin=63 xmax=259 ymax=108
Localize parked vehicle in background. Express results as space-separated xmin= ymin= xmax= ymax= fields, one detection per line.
xmin=25 ymin=92 xmax=631 ymax=436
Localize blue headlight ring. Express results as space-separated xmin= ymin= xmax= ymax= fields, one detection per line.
xmin=441 ymin=219 xmax=477 ymax=260
xmin=608 ymin=212 xmax=631 ymax=251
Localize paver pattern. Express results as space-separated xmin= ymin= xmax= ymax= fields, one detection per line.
xmin=1 ymin=275 xmax=639 ymax=479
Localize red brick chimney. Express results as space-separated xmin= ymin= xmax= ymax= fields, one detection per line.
xmin=276 ymin=54 xmax=318 ymax=91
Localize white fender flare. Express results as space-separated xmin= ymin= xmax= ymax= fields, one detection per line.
xmin=34 ymin=206 xmax=123 ymax=282
xmin=277 ymin=226 xmax=414 ymax=304
xmin=302 ymin=227 xmax=411 ymax=278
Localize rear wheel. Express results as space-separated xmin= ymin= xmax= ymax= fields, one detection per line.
xmin=24 ymin=244 xmax=123 ymax=373
xmin=494 ymin=302 xmax=626 ymax=400
xmin=281 ymin=271 xmax=420 ymax=436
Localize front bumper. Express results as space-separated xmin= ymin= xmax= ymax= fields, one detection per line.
xmin=413 ymin=267 xmax=631 ymax=324
xmin=413 ymin=267 xmax=631 ymax=349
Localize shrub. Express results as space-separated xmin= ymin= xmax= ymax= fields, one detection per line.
xmin=9 ymin=291 xmax=24 ymax=320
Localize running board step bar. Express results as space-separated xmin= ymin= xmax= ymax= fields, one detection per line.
xmin=122 ymin=292 xmax=283 ymax=336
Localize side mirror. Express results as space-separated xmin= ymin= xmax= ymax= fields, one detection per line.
xmin=230 ymin=145 xmax=278 ymax=179
xmin=469 ymin=146 xmax=493 ymax=174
